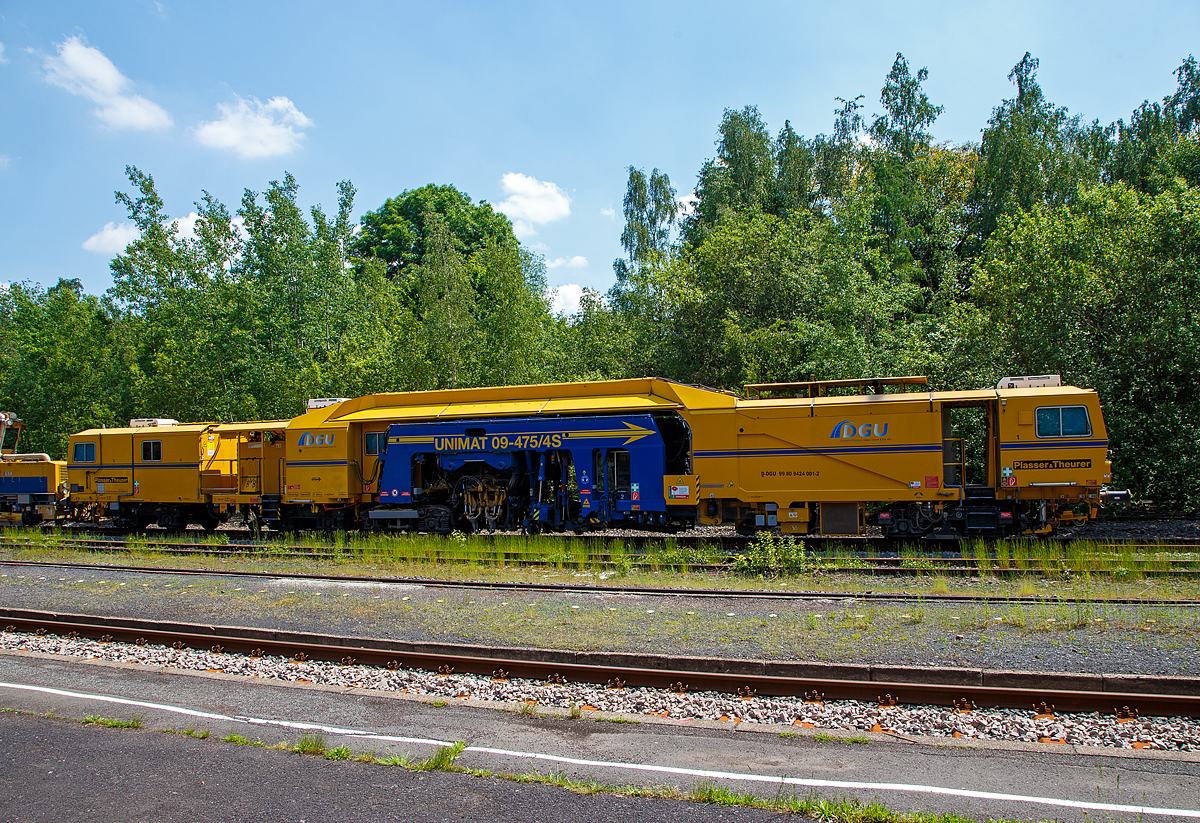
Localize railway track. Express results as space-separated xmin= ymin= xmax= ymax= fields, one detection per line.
xmin=2 ymin=556 xmax=1198 ymax=606
xmin=23 ymin=521 xmax=1200 ymax=550
xmin=2 ymin=607 xmax=1197 ymax=718
xmin=5 ymin=532 xmax=1200 ymax=580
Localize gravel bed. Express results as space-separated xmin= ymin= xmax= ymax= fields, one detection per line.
xmin=3 ymin=629 xmax=1194 ymax=752
xmin=2 ymin=568 xmax=1198 ymax=677
xmin=1058 ymin=518 xmax=1200 ymax=541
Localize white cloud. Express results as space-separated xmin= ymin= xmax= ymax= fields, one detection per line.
xmin=548 ymin=283 xmax=585 ymax=316
xmin=0 ymin=156 xmax=9 ymax=170
xmin=43 ymin=36 xmax=172 ymax=130
xmin=676 ymin=192 xmax=698 ymax=217
xmin=82 ymin=221 xmax=140 ymax=254
xmin=195 ymin=95 xmax=312 ymax=159
xmin=600 ymin=206 xmax=615 ymax=218
xmin=0 ymin=43 xmax=8 ymax=65
xmin=173 ymin=212 xmax=200 ymax=240
xmin=495 ymin=172 xmax=570 ymax=239
xmin=546 ymin=255 xmax=587 ymax=269
xmin=173 ymin=211 xmax=247 ymax=240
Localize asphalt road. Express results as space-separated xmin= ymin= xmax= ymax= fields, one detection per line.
xmin=3 ymin=651 xmax=1200 ymax=822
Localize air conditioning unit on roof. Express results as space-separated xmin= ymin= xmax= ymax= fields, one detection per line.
xmin=130 ymin=418 xmax=180 ymax=428
xmin=307 ymin=398 xmax=351 ymax=410
xmin=995 ymin=375 xmax=1061 ymax=390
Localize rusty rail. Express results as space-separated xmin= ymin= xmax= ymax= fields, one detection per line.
xmin=3 ymin=607 xmax=1199 ymax=717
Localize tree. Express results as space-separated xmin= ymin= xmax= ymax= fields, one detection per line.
xmin=415 ymin=212 xmax=478 ymax=388
xmin=983 ymin=182 xmax=1200 ymax=506
xmin=868 ymin=53 xmax=944 ymax=159
xmin=682 ymin=106 xmax=775 ymax=246
xmin=0 ymin=279 xmax=127 ymax=456
xmin=614 ymin=166 xmax=677 ymax=279
xmin=968 ymin=52 xmax=1105 ymax=251
xmin=352 ymin=184 xmax=517 ymax=279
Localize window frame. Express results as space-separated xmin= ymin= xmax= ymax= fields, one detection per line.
xmin=1034 ymin=405 xmax=1092 ymax=439
xmin=72 ymin=442 xmax=96 ymax=464
xmin=141 ymin=439 xmax=163 ymax=462
xmin=364 ymin=432 xmax=381 ymax=456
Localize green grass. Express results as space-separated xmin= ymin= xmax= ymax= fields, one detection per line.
xmin=813 ymin=733 xmax=870 ymax=744
xmin=292 ymin=732 xmax=327 ymax=755
xmin=83 ymin=714 xmax=142 ymax=728
xmin=412 ymin=741 xmax=466 ymax=771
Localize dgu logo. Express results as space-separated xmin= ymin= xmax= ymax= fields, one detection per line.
xmin=830 ymin=421 xmax=888 ymax=438
xmin=299 ymin=432 xmax=334 ymax=447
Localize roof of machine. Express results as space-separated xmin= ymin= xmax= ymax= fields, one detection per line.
xmin=294 ymin=378 xmax=741 ymax=426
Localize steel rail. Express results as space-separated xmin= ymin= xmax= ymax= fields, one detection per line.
xmin=2 ymin=607 xmax=1198 ymax=717
xmin=26 ymin=523 xmax=1200 ymax=550
xmin=2 ymin=557 xmax=1199 ymax=607
xmin=10 ymin=535 xmax=1200 ymax=564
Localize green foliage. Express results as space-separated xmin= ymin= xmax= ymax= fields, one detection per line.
xmin=351 ymin=183 xmax=517 ymax=278
xmin=983 ymin=181 xmax=1200 ymax=506
xmin=732 ymin=532 xmax=815 ymax=577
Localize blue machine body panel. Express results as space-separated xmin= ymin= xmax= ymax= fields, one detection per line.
xmin=376 ymin=414 xmax=673 ymax=530
xmin=0 ymin=475 xmax=48 ymax=496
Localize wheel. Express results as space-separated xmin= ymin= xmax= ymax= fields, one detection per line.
xmin=196 ymin=508 xmax=221 ymax=532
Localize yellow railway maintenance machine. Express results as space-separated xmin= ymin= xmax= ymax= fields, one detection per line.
xmin=263 ymin=375 xmax=1121 ymax=536
xmin=67 ymin=419 xmax=227 ymax=530
xmin=0 ymin=412 xmax=66 ymax=525
xmin=722 ymin=374 xmax=1121 ymax=537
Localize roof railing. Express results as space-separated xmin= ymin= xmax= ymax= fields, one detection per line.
xmin=744 ymin=376 xmax=929 ymax=399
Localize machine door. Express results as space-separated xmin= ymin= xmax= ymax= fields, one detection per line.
xmin=362 ymin=428 xmax=387 ymax=494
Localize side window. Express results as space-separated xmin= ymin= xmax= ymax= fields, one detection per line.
xmin=1035 ymin=408 xmax=1060 ymax=437
xmin=72 ymin=442 xmax=96 ymax=463
xmin=141 ymin=440 xmax=162 ymax=462
xmin=1061 ymin=406 xmax=1091 ymax=436
xmin=365 ymin=432 xmax=380 ymax=456
xmin=1036 ymin=406 xmax=1091 ymax=438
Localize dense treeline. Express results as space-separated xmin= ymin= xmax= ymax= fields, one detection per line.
xmin=2 ymin=52 xmax=1198 ymax=505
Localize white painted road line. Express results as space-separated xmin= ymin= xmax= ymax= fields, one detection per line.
xmin=2 ymin=680 xmax=1197 ymax=819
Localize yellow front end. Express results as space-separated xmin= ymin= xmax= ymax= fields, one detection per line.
xmin=68 ymin=424 xmax=211 ymax=507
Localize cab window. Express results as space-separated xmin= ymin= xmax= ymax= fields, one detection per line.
xmin=72 ymin=442 xmax=96 ymax=463
xmin=1035 ymin=406 xmax=1092 ymax=438
xmin=365 ymin=432 xmax=381 ymax=456
xmin=141 ymin=440 xmax=162 ymax=462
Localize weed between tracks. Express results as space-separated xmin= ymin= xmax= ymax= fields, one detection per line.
xmin=6 ymin=526 xmax=1200 ymax=593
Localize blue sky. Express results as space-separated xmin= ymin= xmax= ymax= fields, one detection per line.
xmin=1 ymin=1 xmax=1196 ymax=313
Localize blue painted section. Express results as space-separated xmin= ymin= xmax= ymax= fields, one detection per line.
xmin=0 ymin=476 xmax=47 ymax=494
xmin=695 ymin=444 xmax=941 ymax=459
xmin=1000 ymin=440 xmax=1108 ymax=451
xmin=376 ymin=414 xmax=672 ymax=530
xmin=66 ymin=463 xmax=199 ymax=469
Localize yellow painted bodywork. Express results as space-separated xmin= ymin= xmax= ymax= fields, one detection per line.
xmin=67 ymin=424 xmax=212 ymax=505
xmin=0 ymin=460 xmax=66 ymax=493
xmin=203 ymin=421 xmax=289 ymax=508
xmin=280 ymin=378 xmax=1111 ymax=534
